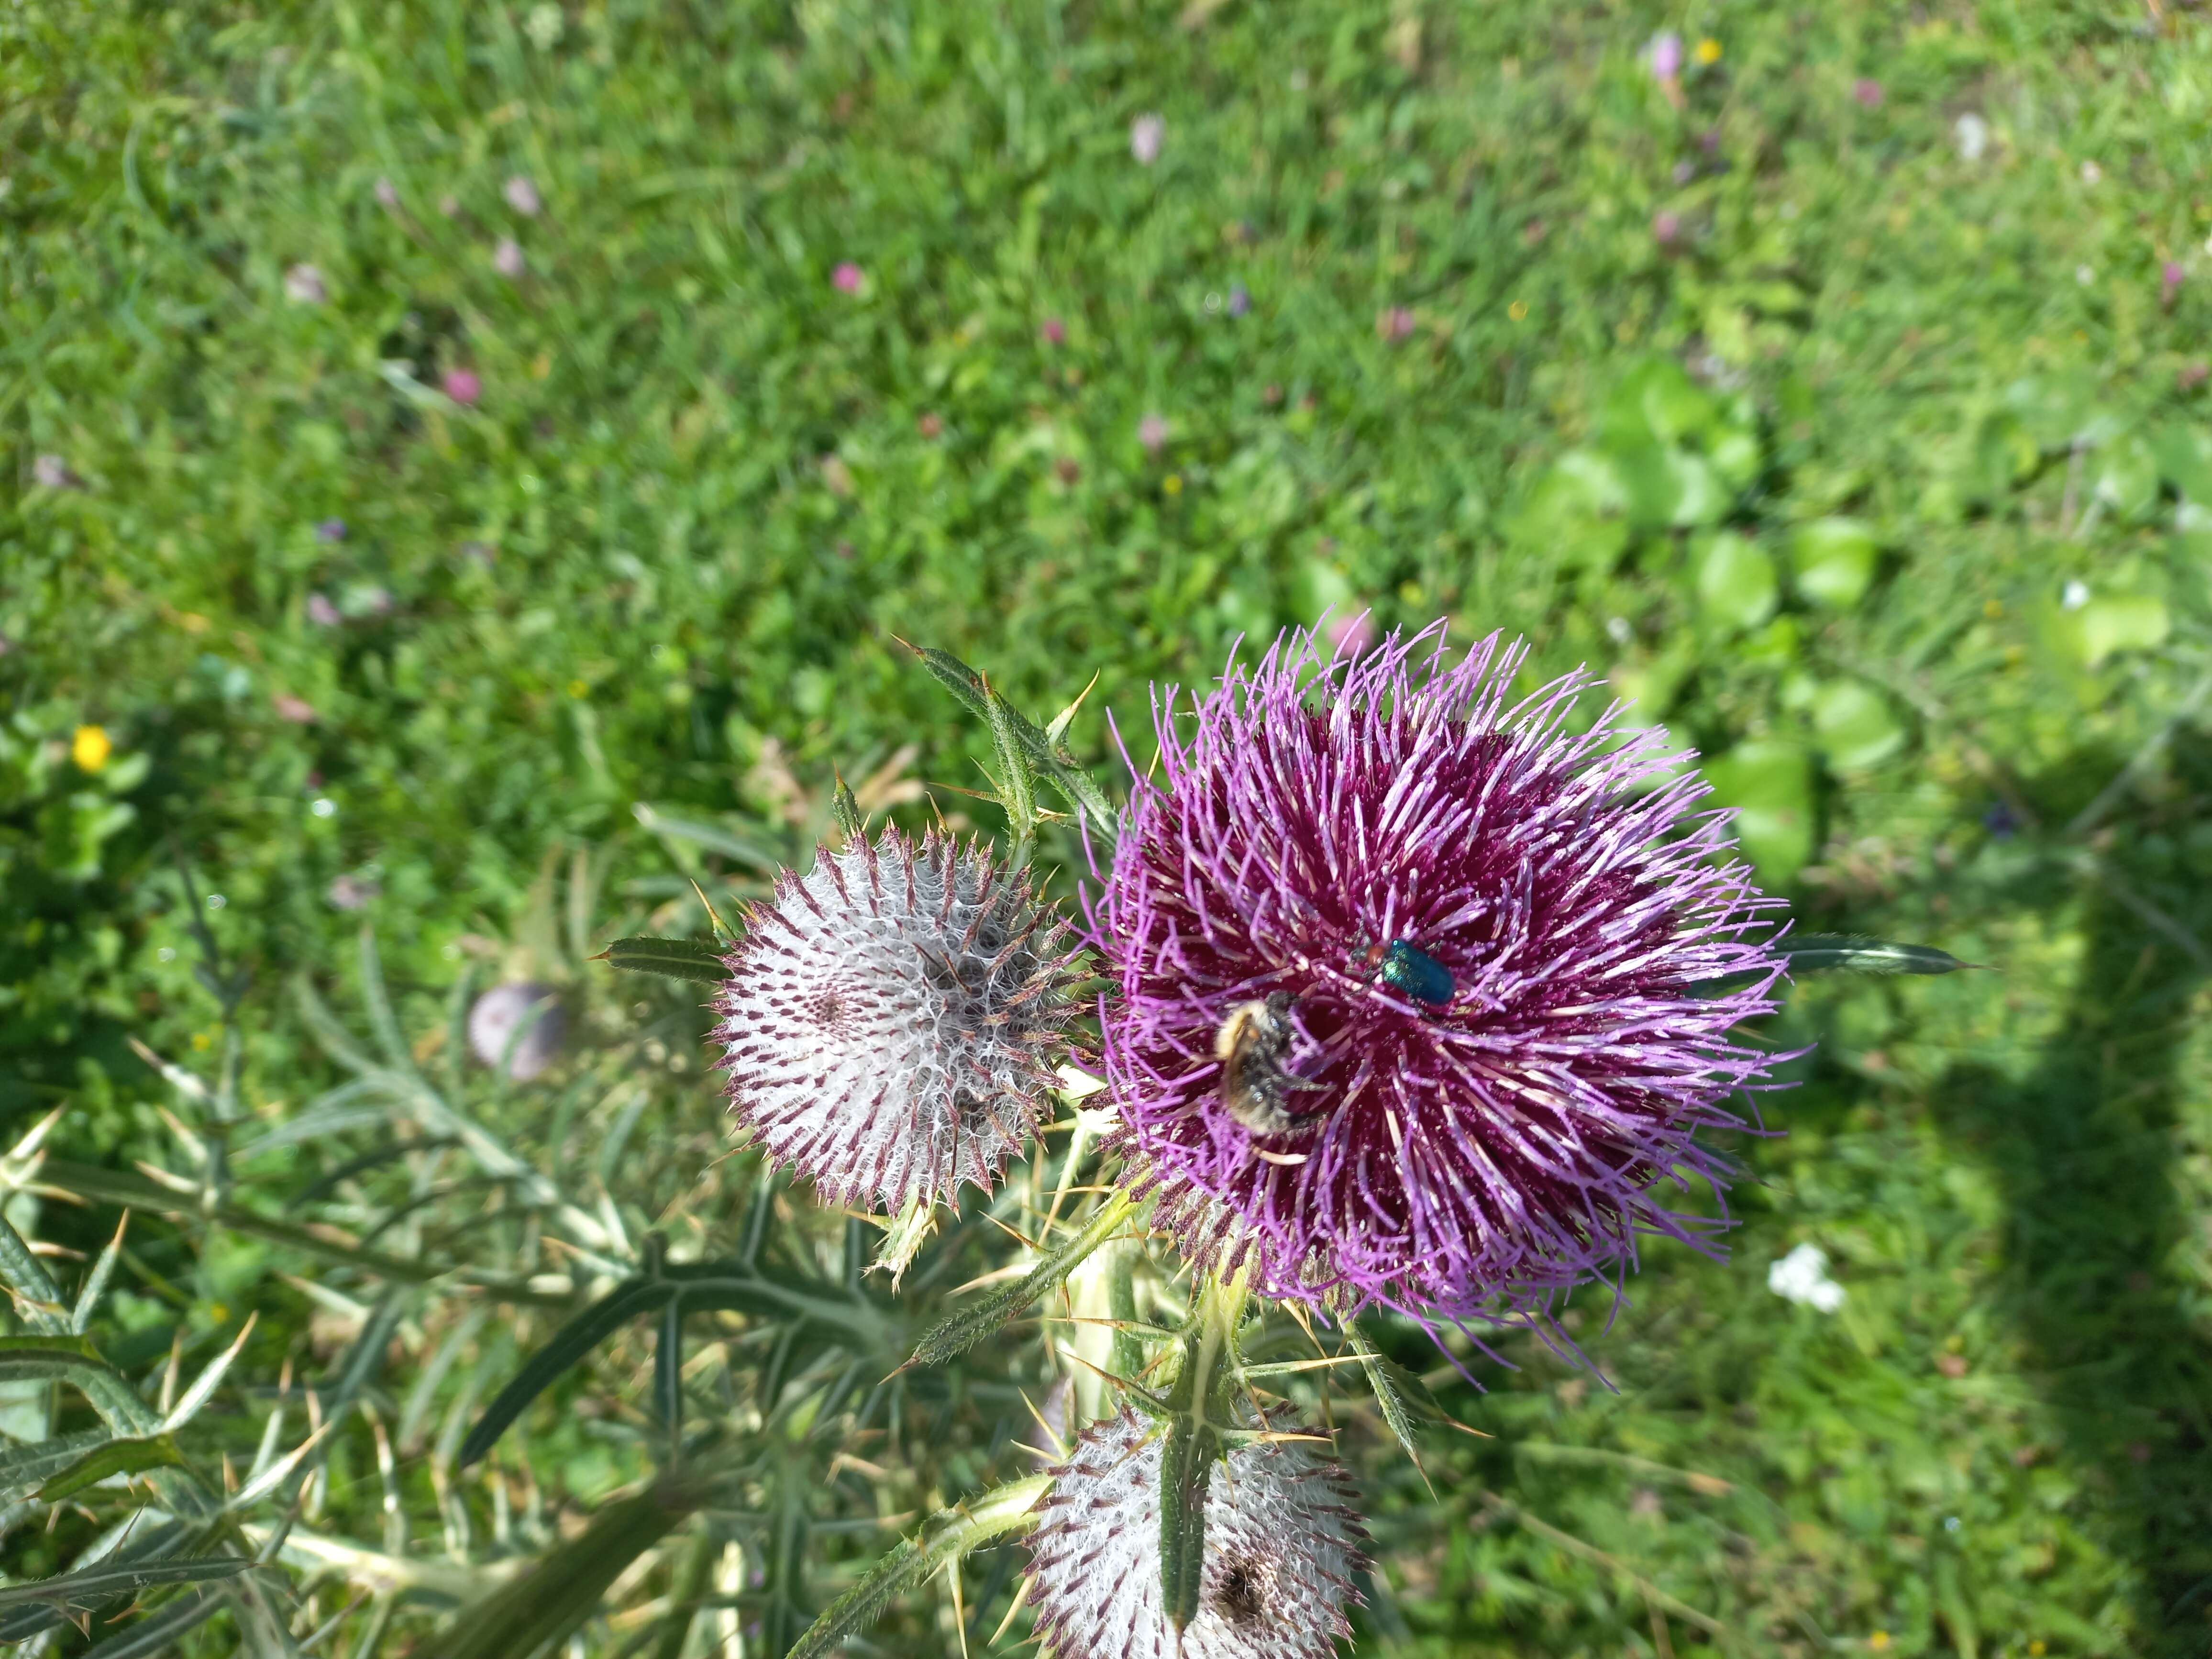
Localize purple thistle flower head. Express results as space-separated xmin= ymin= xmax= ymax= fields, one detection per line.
xmin=1025 ymin=1406 xmax=1366 ymax=1659
xmin=1092 ymin=623 xmax=1790 ymax=1326
xmin=714 ymin=828 xmax=1084 ymax=1212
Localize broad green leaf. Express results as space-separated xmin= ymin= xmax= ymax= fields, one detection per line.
xmin=2067 ymin=595 xmax=2170 ymax=668
xmin=35 ymin=1433 xmax=186 ymax=1502
xmin=786 ymin=1477 xmax=1050 ymax=1659
xmin=600 ymin=936 xmax=731 ymax=984
xmin=907 ymin=1191 xmax=1136 ymax=1371
xmin=2153 ymin=422 xmax=2212 ymax=503
xmin=1693 ymin=532 xmax=1779 ymax=632
xmin=1781 ymin=936 xmax=1980 ymax=975
xmin=1790 ymin=518 xmax=1881 ymax=610
xmin=1703 ymin=741 xmax=1815 ymax=887
xmin=2093 ymin=431 xmax=2162 ymax=521
xmin=419 ymin=1475 xmax=710 ymax=1659
xmin=1601 ymin=357 xmax=1715 ymax=450
xmin=1708 ymin=425 xmax=1763 ymax=492
xmin=1809 ymin=679 xmax=1906 ymax=773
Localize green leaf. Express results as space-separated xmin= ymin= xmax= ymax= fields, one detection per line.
xmin=906 ymin=644 xmax=1116 ymax=827
xmin=78 ymin=1586 xmax=229 ymax=1659
xmin=420 ymin=1475 xmax=709 ymax=1659
xmin=0 ymin=1333 xmax=133 ymax=1396
xmin=630 ymin=803 xmax=782 ymax=873
xmin=1703 ymin=741 xmax=1815 ymax=887
xmin=1781 ymin=936 xmax=1981 ymax=975
xmin=2065 ymin=595 xmax=2171 ymax=668
xmin=1156 ymin=1413 xmax=1216 ymax=1634
xmin=35 ymin=1433 xmax=186 ymax=1502
xmin=1343 ymin=1321 xmax=1439 ymax=1483
xmin=906 ymin=1191 xmax=1136 ymax=1371
xmin=1789 ymin=518 xmax=1881 ymax=610
xmin=786 ymin=1477 xmax=1050 ymax=1659
xmin=1693 ymin=532 xmax=1779 ymax=632
xmin=600 ymin=936 xmax=731 ymax=985
xmin=35 ymin=1159 xmax=441 ymax=1287
xmin=0 ymin=1557 xmax=252 ymax=1615
xmin=1809 ymin=679 xmax=1906 ymax=774
xmin=0 ymin=1429 xmax=113 ymax=1508
xmin=1601 ymin=357 xmax=1716 ymax=450
xmin=2153 ymin=422 xmax=2212 ymax=503
xmin=2093 ymin=430 xmax=2162 ymax=521
xmin=459 ymin=1279 xmax=676 ymax=1468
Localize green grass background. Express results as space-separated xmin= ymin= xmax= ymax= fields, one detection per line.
xmin=6 ymin=0 xmax=2212 ymax=1652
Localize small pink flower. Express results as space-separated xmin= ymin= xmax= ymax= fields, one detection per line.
xmin=1129 ymin=112 xmax=1165 ymax=166
xmin=274 ymin=694 xmax=319 ymax=724
xmin=1852 ymin=77 xmax=1883 ymax=108
xmin=1647 ymin=32 xmax=1683 ymax=80
xmin=1138 ymin=413 xmax=1170 ymax=454
xmin=1040 ymin=316 xmax=1067 ymax=346
xmin=1377 ymin=306 xmax=1416 ymax=342
xmin=1653 ymin=210 xmax=1683 ymax=246
xmin=285 ymin=264 xmax=327 ymax=304
xmin=328 ymin=874 xmax=380 ymax=911
xmin=1325 ymin=610 xmax=1378 ymax=659
xmin=504 ymin=176 xmax=542 ymax=216
xmin=33 ymin=454 xmax=80 ymax=489
xmin=2179 ymin=361 xmax=2209 ymax=393
xmin=374 ymin=177 xmax=401 ymax=210
xmin=831 ymin=262 xmax=864 ymax=294
xmin=443 ymin=368 xmax=482 ymax=406
xmin=2162 ymin=260 xmax=2186 ymax=310
xmin=307 ymin=593 xmax=342 ymax=626
xmin=494 ymin=237 xmax=526 ymax=277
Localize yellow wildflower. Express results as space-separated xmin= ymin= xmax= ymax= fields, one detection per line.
xmin=71 ymin=725 xmax=112 ymax=772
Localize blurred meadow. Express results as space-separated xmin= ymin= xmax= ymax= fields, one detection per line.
xmin=6 ymin=0 xmax=2212 ymax=1653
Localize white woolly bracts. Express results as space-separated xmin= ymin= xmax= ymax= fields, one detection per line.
xmin=712 ymin=828 xmax=1083 ymax=1210
xmin=1025 ymin=1406 xmax=1368 ymax=1659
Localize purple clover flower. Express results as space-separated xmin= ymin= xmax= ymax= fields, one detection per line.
xmin=1092 ymin=623 xmax=1790 ymax=1327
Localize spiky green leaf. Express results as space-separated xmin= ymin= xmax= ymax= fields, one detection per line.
xmin=787 ymin=1476 xmax=1050 ymax=1659
xmin=600 ymin=936 xmax=732 ymax=984
xmin=1782 ymin=935 xmax=1980 ymax=975
xmin=459 ymin=1280 xmax=675 ymax=1468
xmin=419 ymin=1476 xmax=708 ymax=1659
xmin=907 ymin=644 xmax=1116 ymax=826
xmin=34 ymin=1433 xmax=187 ymax=1502
xmin=907 ymin=1192 xmax=1135 ymax=1371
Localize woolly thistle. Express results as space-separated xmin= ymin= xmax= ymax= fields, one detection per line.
xmin=1092 ymin=622 xmax=1791 ymax=1325
xmin=1025 ymin=1406 xmax=1367 ymax=1659
xmin=714 ymin=828 xmax=1083 ymax=1211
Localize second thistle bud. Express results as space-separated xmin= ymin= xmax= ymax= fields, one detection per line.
xmin=713 ymin=828 xmax=1084 ymax=1212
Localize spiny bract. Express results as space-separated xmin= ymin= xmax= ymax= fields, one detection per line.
xmin=1093 ymin=621 xmax=1791 ymax=1327
xmin=1026 ymin=1406 xmax=1367 ymax=1659
xmin=714 ymin=828 xmax=1083 ymax=1210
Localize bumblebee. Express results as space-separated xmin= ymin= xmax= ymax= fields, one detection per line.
xmin=1215 ymin=994 xmax=1324 ymax=1153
